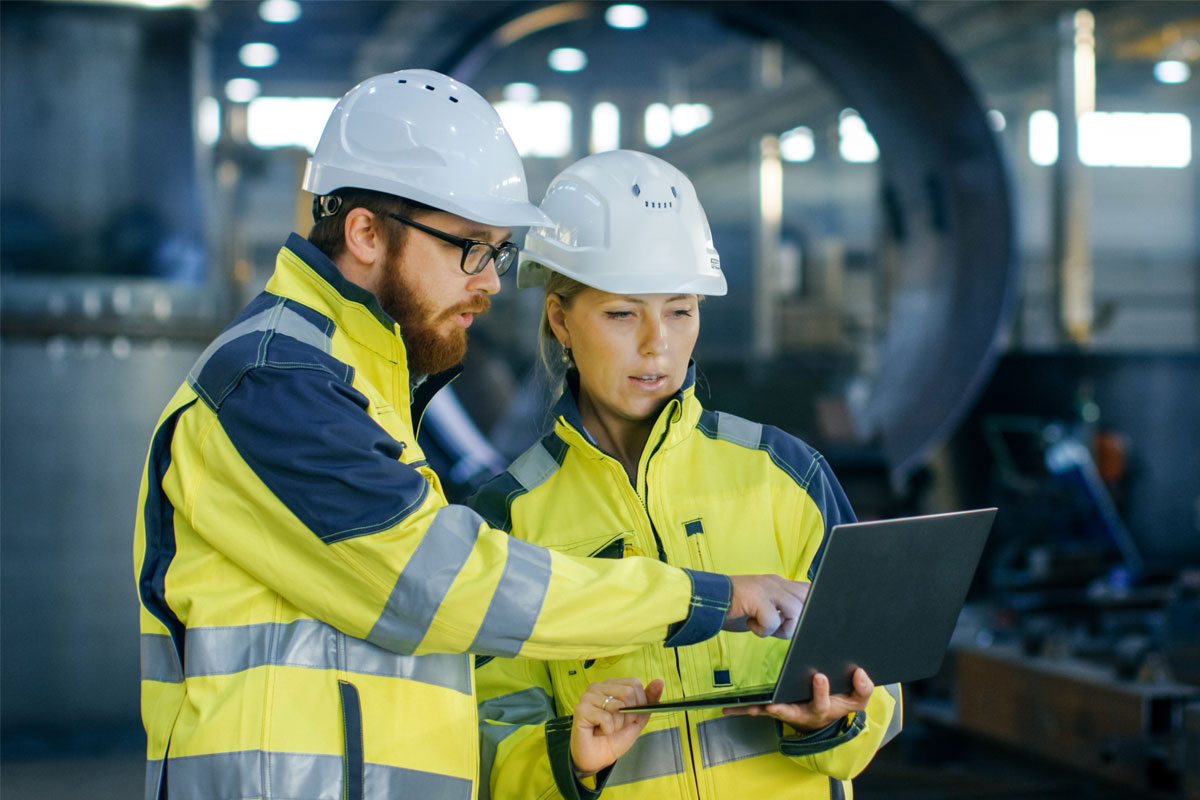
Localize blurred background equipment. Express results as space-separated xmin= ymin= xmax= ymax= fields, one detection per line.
xmin=2 ymin=0 xmax=1197 ymax=796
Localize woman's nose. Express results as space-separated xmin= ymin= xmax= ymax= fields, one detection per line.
xmin=641 ymin=318 xmax=667 ymax=355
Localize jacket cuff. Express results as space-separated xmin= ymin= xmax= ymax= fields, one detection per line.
xmin=546 ymin=716 xmax=614 ymax=800
xmin=777 ymin=712 xmax=866 ymax=757
xmin=664 ymin=569 xmax=731 ymax=648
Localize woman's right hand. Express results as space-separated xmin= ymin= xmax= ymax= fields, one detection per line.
xmin=570 ymin=677 xmax=665 ymax=778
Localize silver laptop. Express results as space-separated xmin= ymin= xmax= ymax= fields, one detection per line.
xmin=623 ymin=508 xmax=997 ymax=712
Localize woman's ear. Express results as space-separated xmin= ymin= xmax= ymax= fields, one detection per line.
xmin=546 ymin=294 xmax=571 ymax=349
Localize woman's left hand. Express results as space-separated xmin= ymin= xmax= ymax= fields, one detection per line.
xmin=721 ymin=668 xmax=873 ymax=731
xmin=570 ymin=677 xmax=665 ymax=777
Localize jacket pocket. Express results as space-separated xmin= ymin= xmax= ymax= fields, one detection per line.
xmin=338 ymin=680 xmax=365 ymax=800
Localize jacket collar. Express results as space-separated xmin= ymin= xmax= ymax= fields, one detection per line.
xmin=267 ymin=233 xmax=461 ymax=424
xmin=553 ymin=361 xmax=702 ymax=454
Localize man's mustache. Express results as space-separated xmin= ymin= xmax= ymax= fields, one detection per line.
xmin=443 ymin=297 xmax=491 ymax=319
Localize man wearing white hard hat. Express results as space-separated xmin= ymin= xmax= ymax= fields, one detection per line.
xmin=134 ymin=70 xmax=811 ymax=800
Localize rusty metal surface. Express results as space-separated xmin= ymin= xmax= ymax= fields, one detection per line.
xmin=955 ymin=644 xmax=1199 ymax=793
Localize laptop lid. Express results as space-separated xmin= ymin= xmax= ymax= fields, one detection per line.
xmin=624 ymin=508 xmax=996 ymax=712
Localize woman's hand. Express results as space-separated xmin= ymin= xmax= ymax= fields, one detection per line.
xmin=570 ymin=677 xmax=665 ymax=777
xmin=721 ymin=668 xmax=873 ymax=732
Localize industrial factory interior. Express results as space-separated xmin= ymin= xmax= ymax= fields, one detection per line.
xmin=1 ymin=0 xmax=1198 ymax=797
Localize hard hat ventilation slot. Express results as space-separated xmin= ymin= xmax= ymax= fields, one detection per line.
xmin=449 ymin=97 xmax=459 ymax=103
xmin=397 ymin=79 xmax=407 ymax=83
xmin=671 ymin=186 xmax=677 ymax=197
xmin=425 ymin=85 xmax=435 ymax=91
xmin=631 ymin=184 xmax=641 ymax=197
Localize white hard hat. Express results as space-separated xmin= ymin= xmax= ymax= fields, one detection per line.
xmin=302 ymin=69 xmax=550 ymax=228
xmin=517 ymin=150 xmax=726 ymax=296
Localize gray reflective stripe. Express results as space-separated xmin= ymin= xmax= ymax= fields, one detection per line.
xmin=478 ymin=686 xmax=556 ymax=726
xmin=879 ymin=682 xmax=903 ymax=748
xmin=609 ymin=727 xmax=684 ymax=786
xmin=159 ymin=622 xmax=468 ymax=693
xmin=715 ymin=412 xmax=763 ymax=449
xmin=140 ymin=633 xmax=183 ymax=684
xmin=187 ymin=303 xmax=331 ymax=387
xmin=468 ymin=537 xmax=552 ymax=657
xmin=697 ymin=714 xmax=777 ymax=768
xmin=161 ymin=751 xmax=470 ymax=800
xmin=478 ymin=687 xmax=555 ymax=800
xmin=506 ymin=441 xmax=561 ymax=492
xmin=367 ymin=505 xmax=484 ymax=654
xmin=145 ymin=758 xmax=164 ymax=800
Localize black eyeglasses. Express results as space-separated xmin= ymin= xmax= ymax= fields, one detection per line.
xmin=387 ymin=214 xmax=519 ymax=276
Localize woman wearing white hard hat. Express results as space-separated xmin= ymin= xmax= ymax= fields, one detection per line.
xmin=471 ymin=150 xmax=901 ymax=799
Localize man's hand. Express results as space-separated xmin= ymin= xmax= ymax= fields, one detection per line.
xmin=722 ymin=667 xmax=874 ymax=730
xmin=724 ymin=575 xmax=811 ymax=638
xmin=570 ymin=677 xmax=664 ymax=778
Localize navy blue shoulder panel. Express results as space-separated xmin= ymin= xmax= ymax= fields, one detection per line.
xmin=192 ymin=293 xmax=429 ymax=544
xmin=466 ymin=431 xmax=569 ymax=533
xmin=139 ymin=400 xmax=197 ymax=666
xmin=188 ymin=293 xmax=350 ymax=412
xmin=697 ymin=409 xmax=857 ymax=579
xmin=466 ymin=471 xmax=524 ymax=533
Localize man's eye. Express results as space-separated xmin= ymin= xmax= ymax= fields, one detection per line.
xmin=670 ymin=308 xmax=693 ymax=317
xmin=605 ymin=311 xmax=633 ymax=319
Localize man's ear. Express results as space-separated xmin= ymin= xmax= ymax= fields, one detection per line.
xmin=343 ymin=208 xmax=386 ymax=266
xmin=546 ymin=293 xmax=571 ymax=349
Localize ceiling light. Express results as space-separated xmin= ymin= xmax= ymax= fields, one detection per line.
xmin=259 ymin=0 xmax=301 ymax=23
xmin=780 ymin=126 xmax=815 ymax=162
xmin=644 ymin=103 xmax=671 ymax=148
xmin=502 ymin=82 xmax=540 ymax=103
xmin=239 ymin=43 xmax=279 ymax=69
xmin=548 ymin=47 xmax=587 ymax=73
xmin=225 ymin=78 xmax=261 ymax=103
xmin=1154 ymin=60 xmax=1191 ymax=84
xmin=605 ymin=4 xmax=647 ymax=29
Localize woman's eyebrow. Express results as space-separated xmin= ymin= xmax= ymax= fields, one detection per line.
xmin=615 ymin=294 xmax=692 ymax=304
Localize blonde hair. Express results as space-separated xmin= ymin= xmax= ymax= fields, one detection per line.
xmin=537 ymin=270 xmax=591 ymax=394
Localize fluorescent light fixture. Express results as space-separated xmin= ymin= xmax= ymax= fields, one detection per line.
xmin=644 ymin=103 xmax=671 ymax=148
xmin=837 ymin=110 xmax=879 ymax=163
xmin=1028 ymin=109 xmax=1191 ymax=168
xmin=494 ymin=100 xmax=573 ymax=157
xmin=670 ymin=103 xmax=712 ymax=136
xmin=502 ymin=82 xmax=540 ymax=103
xmin=1078 ymin=111 xmax=1191 ymax=168
xmin=197 ymin=96 xmax=221 ymax=146
xmin=259 ymin=0 xmax=300 ymax=23
xmin=987 ymin=109 xmax=1006 ymax=132
xmin=239 ymin=42 xmax=279 ymax=69
xmin=225 ymin=78 xmax=262 ymax=103
xmin=605 ymin=4 xmax=647 ymax=29
xmin=780 ymin=126 xmax=815 ymax=162
xmin=247 ymin=97 xmax=338 ymax=152
xmin=591 ymin=102 xmax=620 ymax=153
xmin=1154 ymin=60 xmax=1191 ymax=84
xmin=67 ymin=0 xmax=208 ymax=7
xmin=548 ymin=47 xmax=587 ymax=72
xmin=1029 ymin=109 xmax=1058 ymax=165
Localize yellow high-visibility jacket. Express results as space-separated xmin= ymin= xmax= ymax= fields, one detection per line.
xmin=133 ymin=234 xmax=733 ymax=800
xmin=470 ymin=368 xmax=903 ymax=800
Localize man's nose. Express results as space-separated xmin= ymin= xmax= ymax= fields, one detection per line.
xmin=467 ymin=258 xmax=502 ymax=295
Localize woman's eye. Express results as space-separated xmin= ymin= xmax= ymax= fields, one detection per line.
xmin=670 ymin=308 xmax=694 ymax=318
xmin=605 ymin=311 xmax=633 ymax=319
